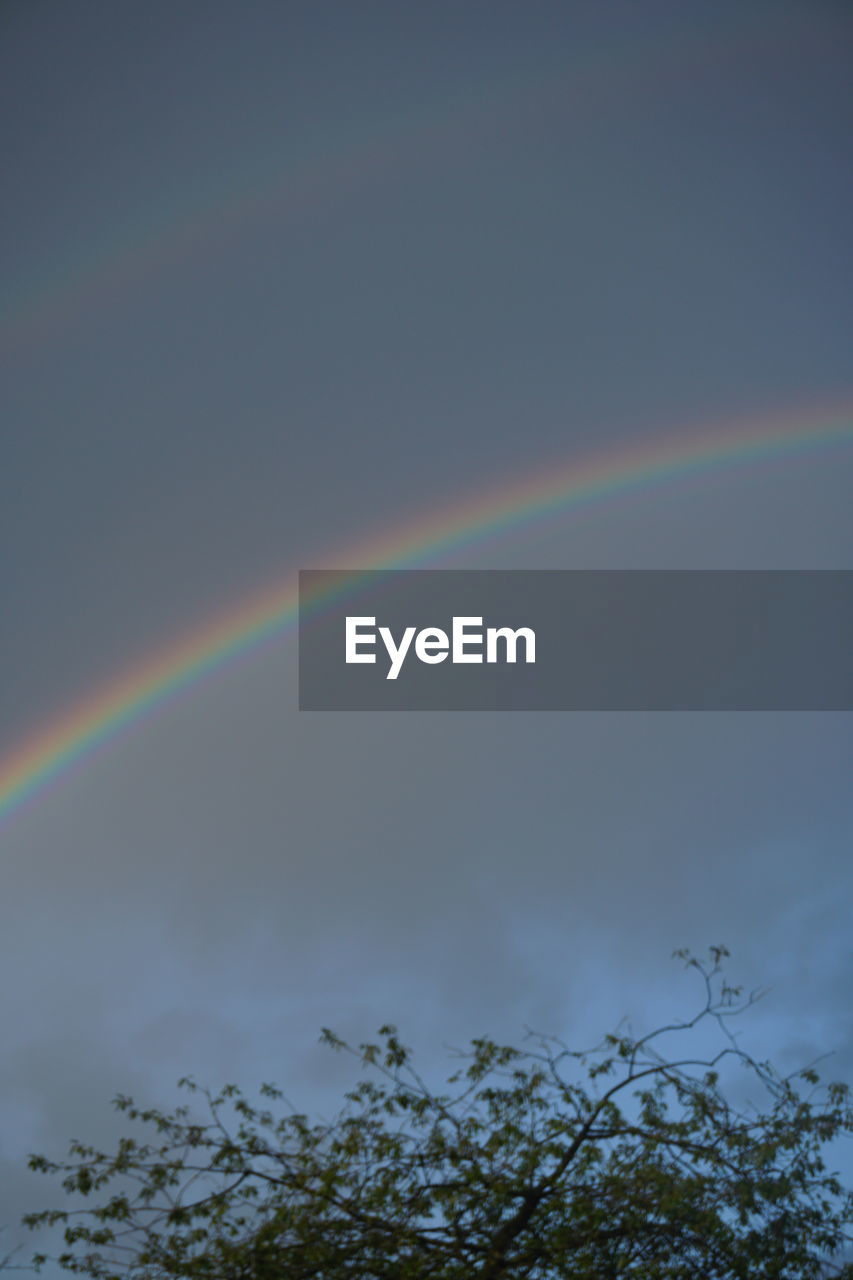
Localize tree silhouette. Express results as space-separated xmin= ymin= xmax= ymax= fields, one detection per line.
xmin=23 ymin=948 xmax=853 ymax=1278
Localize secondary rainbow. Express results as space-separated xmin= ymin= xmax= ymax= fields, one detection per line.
xmin=1 ymin=394 xmax=852 ymax=828
xmin=3 ymin=8 xmax=790 ymax=356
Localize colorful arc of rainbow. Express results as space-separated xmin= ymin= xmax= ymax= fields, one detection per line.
xmin=2 ymin=398 xmax=852 ymax=828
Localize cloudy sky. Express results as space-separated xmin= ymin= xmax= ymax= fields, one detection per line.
xmin=2 ymin=0 xmax=853 ymax=1259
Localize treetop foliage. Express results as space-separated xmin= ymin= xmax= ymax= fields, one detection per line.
xmin=21 ymin=948 xmax=853 ymax=1278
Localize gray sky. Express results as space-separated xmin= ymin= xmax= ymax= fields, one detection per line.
xmin=2 ymin=0 xmax=853 ymax=1261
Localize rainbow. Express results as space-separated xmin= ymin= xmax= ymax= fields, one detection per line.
xmin=1 ymin=395 xmax=852 ymax=829
xmin=2 ymin=8 xmax=795 ymax=357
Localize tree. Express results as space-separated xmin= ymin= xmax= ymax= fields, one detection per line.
xmin=23 ymin=948 xmax=853 ymax=1278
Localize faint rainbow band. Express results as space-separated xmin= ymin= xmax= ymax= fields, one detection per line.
xmin=1 ymin=394 xmax=852 ymax=827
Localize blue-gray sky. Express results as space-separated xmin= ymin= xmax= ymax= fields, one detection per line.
xmin=2 ymin=0 xmax=853 ymax=1260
